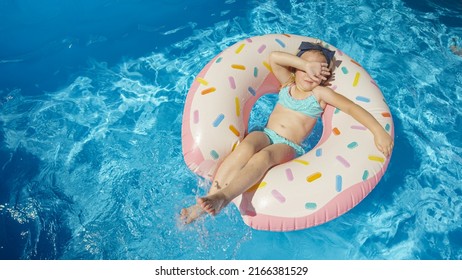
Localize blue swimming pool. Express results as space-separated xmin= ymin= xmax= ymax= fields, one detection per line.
xmin=1 ymin=0 xmax=461 ymax=260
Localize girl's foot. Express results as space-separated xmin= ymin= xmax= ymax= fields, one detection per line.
xmin=180 ymin=180 xmax=224 ymax=223
xmin=180 ymin=204 xmax=205 ymax=224
xmin=197 ymin=191 xmax=230 ymax=216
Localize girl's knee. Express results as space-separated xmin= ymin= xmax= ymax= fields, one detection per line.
xmin=249 ymin=150 xmax=274 ymax=167
xmin=249 ymin=146 xmax=295 ymax=168
xmin=233 ymin=141 xmax=258 ymax=157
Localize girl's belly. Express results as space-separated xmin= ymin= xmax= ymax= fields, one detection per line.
xmin=266 ymin=104 xmax=317 ymax=145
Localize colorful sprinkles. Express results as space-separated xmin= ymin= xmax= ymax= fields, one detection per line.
xmin=201 ymin=87 xmax=216 ymax=95
xmin=235 ymin=43 xmax=245 ymax=54
xmin=196 ymin=77 xmax=208 ymax=85
xmin=305 ymin=202 xmax=317 ymax=210
xmin=235 ymin=97 xmax=240 ymax=117
xmin=229 ymin=125 xmax=240 ymax=137
xmin=272 ymin=189 xmax=286 ymax=203
xmin=336 ymin=175 xmax=343 ymax=192
xmin=368 ymin=155 xmax=385 ymax=163
xmin=307 ymin=172 xmax=322 ymax=182
xmin=231 ymin=64 xmax=246 ymax=70
xmin=210 ymin=150 xmax=219 ymax=160
xmin=362 ymin=170 xmax=370 ymax=181
xmin=293 ymin=159 xmax=309 ymax=165
xmin=285 ymin=168 xmax=294 ymax=181
xmin=353 ymin=72 xmax=360 ymax=87
xmin=356 ymin=96 xmax=370 ymax=103
xmin=193 ymin=110 xmax=199 ymax=124
xmin=385 ymin=123 xmax=391 ymax=132
xmin=247 ymin=181 xmax=267 ymax=193
xmin=275 ymin=38 xmax=286 ymax=48
xmin=228 ymin=76 xmax=236 ymax=89
xmin=336 ymin=155 xmax=351 ymax=168
xmin=347 ymin=142 xmax=358 ymax=149
xmin=248 ymin=86 xmax=256 ymax=96
xmin=257 ymin=44 xmax=266 ymax=54
xmin=316 ymin=148 xmax=322 ymax=157
xmin=212 ymin=114 xmax=225 ymax=127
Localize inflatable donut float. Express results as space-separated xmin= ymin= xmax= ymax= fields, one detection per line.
xmin=182 ymin=34 xmax=394 ymax=231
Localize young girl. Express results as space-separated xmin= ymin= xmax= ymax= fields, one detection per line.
xmin=181 ymin=42 xmax=393 ymax=224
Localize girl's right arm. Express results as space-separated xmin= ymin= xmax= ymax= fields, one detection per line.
xmin=269 ymin=51 xmax=328 ymax=84
xmin=316 ymin=86 xmax=394 ymax=157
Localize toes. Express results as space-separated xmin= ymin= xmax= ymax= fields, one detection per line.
xmin=198 ymin=197 xmax=212 ymax=213
xmin=184 ymin=216 xmax=193 ymax=224
xmin=203 ymin=203 xmax=214 ymax=215
xmin=179 ymin=208 xmax=188 ymax=220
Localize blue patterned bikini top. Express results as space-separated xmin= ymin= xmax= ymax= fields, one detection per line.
xmin=277 ymin=86 xmax=324 ymax=118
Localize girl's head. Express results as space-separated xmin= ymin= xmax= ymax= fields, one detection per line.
xmin=296 ymin=41 xmax=335 ymax=68
xmin=296 ymin=51 xmax=331 ymax=91
xmin=287 ymin=42 xmax=336 ymax=91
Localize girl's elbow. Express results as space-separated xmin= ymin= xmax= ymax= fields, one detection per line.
xmin=269 ymin=51 xmax=280 ymax=64
xmin=269 ymin=52 xmax=276 ymax=66
xmin=269 ymin=51 xmax=286 ymax=70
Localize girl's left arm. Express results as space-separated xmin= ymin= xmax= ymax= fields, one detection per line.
xmin=315 ymin=86 xmax=394 ymax=157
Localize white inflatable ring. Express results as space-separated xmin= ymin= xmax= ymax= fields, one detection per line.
xmin=182 ymin=34 xmax=394 ymax=231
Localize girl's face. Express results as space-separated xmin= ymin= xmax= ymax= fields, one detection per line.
xmin=294 ymin=51 xmax=327 ymax=92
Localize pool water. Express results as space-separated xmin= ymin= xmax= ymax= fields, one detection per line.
xmin=1 ymin=0 xmax=461 ymax=260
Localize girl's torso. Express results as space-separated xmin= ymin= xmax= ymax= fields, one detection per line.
xmin=266 ymin=85 xmax=325 ymax=144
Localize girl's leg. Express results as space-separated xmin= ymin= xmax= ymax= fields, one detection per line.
xmin=198 ymin=144 xmax=296 ymax=216
xmin=212 ymin=131 xmax=271 ymax=189
xmin=180 ymin=131 xmax=270 ymax=223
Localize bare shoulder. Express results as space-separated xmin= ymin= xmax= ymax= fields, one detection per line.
xmin=313 ymin=86 xmax=336 ymax=100
xmin=312 ymin=86 xmax=333 ymax=108
xmin=313 ymin=86 xmax=352 ymax=109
